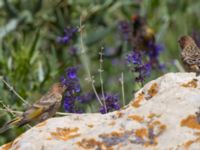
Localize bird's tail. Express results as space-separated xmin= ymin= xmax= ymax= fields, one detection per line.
xmin=0 ymin=117 xmax=22 ymax=134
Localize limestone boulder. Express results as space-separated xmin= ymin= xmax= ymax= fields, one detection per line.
xmin=1 ymin=73 xmax=200 ymax=150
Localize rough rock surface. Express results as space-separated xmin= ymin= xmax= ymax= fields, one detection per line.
xmin=1 ymin=72 xmax=200 ymax=150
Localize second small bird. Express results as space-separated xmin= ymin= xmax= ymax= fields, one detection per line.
xmin=179 ymin=35 xmax=200 ymax=75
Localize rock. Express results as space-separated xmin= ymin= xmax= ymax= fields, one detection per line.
xmin=1 ymin=72 xmax=200 ymax=150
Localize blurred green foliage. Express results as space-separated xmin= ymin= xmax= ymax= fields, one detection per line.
xmin=0 ymin=0 xmax=200 ymax=145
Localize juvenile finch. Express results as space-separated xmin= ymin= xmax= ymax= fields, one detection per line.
xmin=178 ymin=35 xmax=200 ymax=75
xmin=132 ymin=15 xmax=155 ymax=51
xmin=0 ymin=83 xmax=66 ymax=134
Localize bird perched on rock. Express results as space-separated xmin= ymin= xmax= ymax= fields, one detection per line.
xmin=132 ymin=14 xmax=155 ymax=51
xmin=0 ymin=83 xmax=66 ymax=134
xmin=178 ymin=35 xmax=200 ymax=75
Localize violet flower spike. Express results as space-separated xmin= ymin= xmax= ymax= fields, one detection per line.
xmin=57 ymin=27 xmax=78 ymax=44
xmin=99 ymin=93 xmax=120 ymax=114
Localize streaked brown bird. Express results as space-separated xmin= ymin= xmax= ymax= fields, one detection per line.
xmin=132 ymin=15 xmax=155 ymax=51
xmin=0 ymin=83 xmax=66 ymax=134
xmin=178 ymin=35 xmax=200 ymax=75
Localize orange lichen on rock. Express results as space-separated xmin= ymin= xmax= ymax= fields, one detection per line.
xmin=110 ymin=131 xmax=123 ymax=137
xmin=148 ymin=113 xmax=155 ymax=119
xmin=151 ymin=120 xmax=165 ymax=127
xmin=148 ymin=113 xmax=161 ymax=119
xmin=128 ymin=114 xmax=144 ymax=123
xmin=180 ymin=115 xmax=200 ymax=130
xmin=183 ymin=137 xmax=200 ymax=149
xmin=135 ymin=128 xmax=148 ymax=138
xmin=160 ymin=124 xmax=166 ymax=131
xmin=144 ymin=140 xmax=158 ymax=147
xmin=36 ymin=121 xmax=47 ymax=128
xmin=99 ymin=131 xmax=124 ymax=139
xmin=147 ymin=83 xmax=158 ymax=99
xmin=98 ymin=131 xmax=133 ymax=148
xmin=128 ymin=116 xmax=166 ymax=147
xmin=115 ymin=111 xmax=124 ymax=118
xmin=194 ymin=132 xmax=200 ymax=136
xmin=143 ymin=120 xmax=166 ymax=147
xmin=181 ymin=79 xmax=198 ymax=88
xmin=87 ymin=124 xmax=94 ymax=128
xmin=77 ymin=138 xmax=113 ymax=150
xmin=46 ymin=137 xmax=52 ymax=140
xmin=1 ymin=141 xmax=13 ymax=150
xmin=108 ymin=121 xmax=116 ymax=126
xmin=50 ymin=127 xmax=80 ymax=141
xmin=150 ymin=120 xmax=167 ymax=134
xmin=132 ymin=92 xmax=145 ymax=108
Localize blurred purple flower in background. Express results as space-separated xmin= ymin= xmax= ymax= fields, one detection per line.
xmin=147 ymin=42 xmax=164 ymax=58
xmin=78 ymin=92 xmax=95 ymax=104
xmin=147 ymin=42 xmax=165 ymax=70
xmin=135 ymin=63 xmax=151 ymax=83
xmin=57 ymin=27 xmax=78 ymax=44
xmin=69 ymin=47 xmax=78 ymax=55
xmin=99 ymin=93 xmax=120 ymax=114
xmin=118 ymin=18 xmax=165 ymax=84
xmin=60 ymin=67 xmax=121 ymax=114
xmin=60 ymin=67 xmax=81 ymax=113
xmin=127 ymin=50 xmax=152 ymax=84
xmin=66 ymin=67 xmax=77 ymax=79
xmin=61 ymin=67 xmax=96 ymax=113
xmin=118 ymin=21 xmax=132 ymax=41
xmin=127 ymin=51 xmax=142 ymax=65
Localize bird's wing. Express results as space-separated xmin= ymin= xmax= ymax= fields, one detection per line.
xmin=20 ymin=93 xmax=56 ymax=122
xmin=38 ymin=92 xmax=62 ymax=104
xmin=24 ymin=105 xmax=44 ymax=118
xmin=183 ymin=54 xmax=200 ymax=66
xmin=19 ymin=91 xmax=63 ymax=126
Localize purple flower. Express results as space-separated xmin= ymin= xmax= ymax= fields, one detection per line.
xmin=63 ymin=96 xmax=75 ymax=112
xmin=99 ymin=94 xmax=120 ymax=114
xmin=141 ymin=63 xmax=151 ymax=77
xmin=147 ymin=42 xmax=164 ymax=58
xmin=66 ymin=67 xmax=77 ymax=79
xmin=60 ymin=67 xmax=81 ymax=113
xmin=145 ymin=42 xmax=165 ymax=70
xmin=135 ymin=63 xmax=151 ymax=83
xmin=127 ymin=51 xmax=142 ymax=65
xmin=127 ymin=50 xmax=152 ymax=84
xmin=118 ymin=21 xmax=132 ymax=41
xmin=78 ymin=92 xmax=95 ymax=103
xmin=158 ymin=63 xmax=166 ymax=71
xmin=69 ymin=47 xmax=78 ymax=55
xmin=60 ymin=67 xmax=96 ymax=113
xmin=57 ymin=27 xmax=78 ymax=44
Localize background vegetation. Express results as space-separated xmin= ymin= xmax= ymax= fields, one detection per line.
xmin=0 ymin=0 xmax=200 ymax=145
